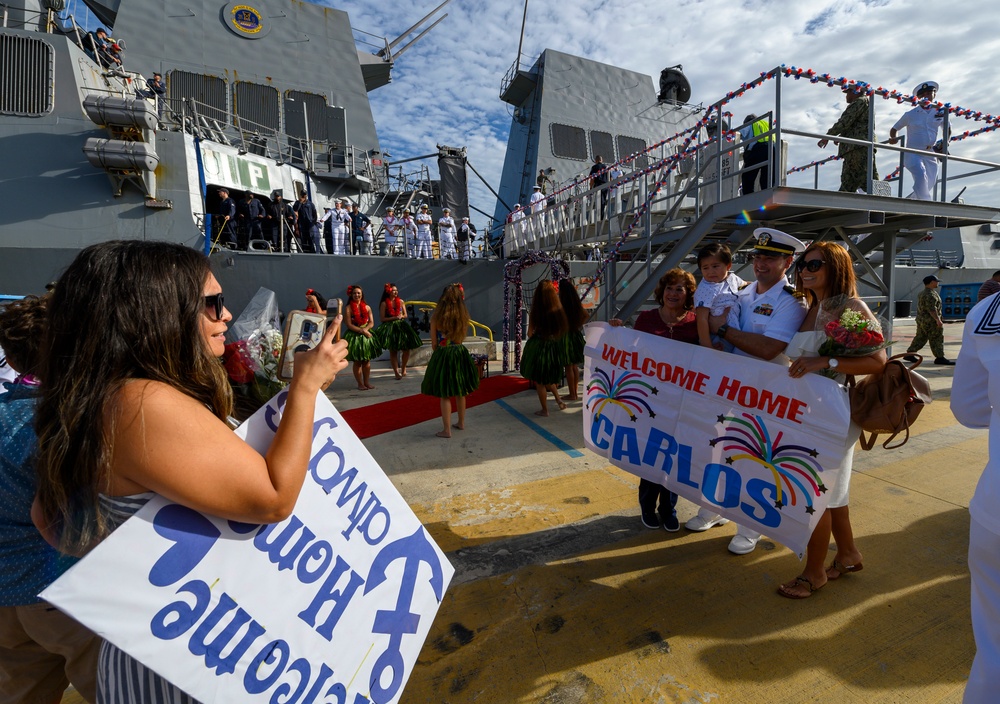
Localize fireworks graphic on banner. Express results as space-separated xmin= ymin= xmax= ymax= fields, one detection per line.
xmin=585 ymin=367 xmax=657 ymax=421
xmin=710 ymin=412 xmax=826 ymax=513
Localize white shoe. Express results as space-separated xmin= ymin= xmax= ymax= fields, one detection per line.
xmin=685 ymin=514 xmax=730 ymax=532
xmin=728 ymin=534 xmax=759 ymax=555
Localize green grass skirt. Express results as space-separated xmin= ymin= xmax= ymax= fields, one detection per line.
xmin=421 ymin=344 xmax=480 ymax=398
xmin=375 ymin=319 xmax=423 ymax=351
xmin=345 ymin=329 xmax=384 ymax=362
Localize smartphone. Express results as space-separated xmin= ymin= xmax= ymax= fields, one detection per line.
xmin=326 ymin=298 xmax=342 ymax=342
xmin=277 ymin=310 xmax=327 ymax=380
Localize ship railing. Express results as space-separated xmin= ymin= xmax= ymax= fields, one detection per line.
xmin=0 ymin=3 xmax=59 ymax=32
xmin=161 ymin=96 xmax=381 ymax=186
xmin=895 ymin=249 xmax=963 ymax=268
xmin=502 ymin=146 xmax=707 ymax=257
xmin=499 ymin=51 xmax=538 ymax=99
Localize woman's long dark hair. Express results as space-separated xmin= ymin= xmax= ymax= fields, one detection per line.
xmin=529 ymin=280 xmax=569 ymax=340
xmin=35 ymin=240 xmax=232 ymax=553
xmin=558 ymin=279 xmax=587 ymax=331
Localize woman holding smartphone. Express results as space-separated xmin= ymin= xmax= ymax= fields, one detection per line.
xmin=31 ymin=240 xmax=349 ymax=699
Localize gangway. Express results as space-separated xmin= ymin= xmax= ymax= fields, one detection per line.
xmin=502 ymin=65 xmax=1000 ymax=332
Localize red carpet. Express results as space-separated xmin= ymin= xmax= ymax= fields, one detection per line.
xmin=341 ymin=374 xmax=531 ymax=439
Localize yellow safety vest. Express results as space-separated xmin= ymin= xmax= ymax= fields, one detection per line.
xmin=752 ymin=118 xmax=774 ymax=143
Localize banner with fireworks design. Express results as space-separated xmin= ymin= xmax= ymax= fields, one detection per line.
xmin=583 ymin=323 xmax=853 ymax=557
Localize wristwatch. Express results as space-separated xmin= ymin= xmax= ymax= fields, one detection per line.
xmin=827 ymin=357 xmax=839 ymax=370
xmin=717 ymin=324 xmax=730 ymax=339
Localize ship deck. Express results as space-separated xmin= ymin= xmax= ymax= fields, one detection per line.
xmin=60 ymin=317 xmax=981 ymax=703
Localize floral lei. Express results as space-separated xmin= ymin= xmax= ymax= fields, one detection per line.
xmin=385 ymin=296 xmax=403 ymax=318
xmin=349 ymin=300 xmax=369 ymax=326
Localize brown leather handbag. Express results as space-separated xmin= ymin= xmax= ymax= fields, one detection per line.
xmin=849 ymin=353 xmax=933 ymax=450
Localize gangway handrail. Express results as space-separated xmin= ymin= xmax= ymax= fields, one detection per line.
xmin=405 ymin=301 xmax=494 ymax=342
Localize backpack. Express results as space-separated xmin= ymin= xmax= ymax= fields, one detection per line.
xmin=848 ymin=353 xmax=933 ymax=450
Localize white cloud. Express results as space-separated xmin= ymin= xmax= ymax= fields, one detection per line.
xmin=321 ymin=0 xmax=1000 ymax=224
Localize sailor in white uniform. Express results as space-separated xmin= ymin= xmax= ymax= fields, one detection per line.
xmin=889 ymin=80 xmax=947 ymax=201
xmin=382 ymin=207 xmax=399 ymax=256
xmin=529 ymin=185 xmax=546 ymax=241
xmin=438 ymin=208 xmax=457 ymax=259
xmin=415 ymin=204 xmax=433 ymax=259
xmin=509 ymin=205 xmax=526 ymax=251
xmin=336 ymin=200 xmax=353 ymax=255
xmin=687 ymin=228 xmax=809 ymax=555
xmin=401 ymin=209 xmax=417 ymax=257
xmin=952 ymin=292 xmax=1000 ymax=703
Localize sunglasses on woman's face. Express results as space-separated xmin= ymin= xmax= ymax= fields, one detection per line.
xmin=205 ymin=293 xmax=224 ymax=320
xmin=795 ymin=258 xmax=826 ymax=273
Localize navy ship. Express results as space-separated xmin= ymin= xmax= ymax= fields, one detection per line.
xmin=0 ymin=0 xmax=510 ymax=331
xmin=3 ymin=0 xmax=1000 ymax=333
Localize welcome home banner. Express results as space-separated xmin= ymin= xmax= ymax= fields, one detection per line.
xmin=43 ymin=392 xmax=453 ymax=704
xmin=584 ymin=323 xmax=853 ymax=557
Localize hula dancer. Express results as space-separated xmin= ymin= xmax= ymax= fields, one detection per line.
xmin=558 ymin=278 xmax=587 ymax=402
xmin=521 ymin=280 xmax=569 ymax=416
xmin=376 ymin=282 xmax=423 ymax=380
xmin=344 ymin=285 xmax=382 ymax=390
xmin=421 ymin=283 xmax=479 ymax=438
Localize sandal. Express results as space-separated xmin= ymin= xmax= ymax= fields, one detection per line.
xmin=826 ymin=560 xmax=864 ymax=580
xmin=777 ymin=576 xmax=821 ymax=599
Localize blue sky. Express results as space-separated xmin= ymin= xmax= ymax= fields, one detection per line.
xmin=320 ymin=0 xmax=1000 ymax=229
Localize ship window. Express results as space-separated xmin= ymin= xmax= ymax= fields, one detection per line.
xmin=233 ymin=82 xmax=279 ymax=134
xmin=550 ymin=124 xmax=588 ymax=161
xmin=168 ymin=70 xmax=228 ymax=124
xmin=589 ymin=131 xmax=614 ymax=162
xmin=0 ymin=34 xmax=54 ymax=116
xmin=616 ymin=135 xmax=648 ymax=168
xmin=284 ymin=91 xmax=328 ymax=141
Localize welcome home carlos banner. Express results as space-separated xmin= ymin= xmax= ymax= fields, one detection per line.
xmin=584 ymin=323 xmax=853 ymax=557
xmin=42 ymin=392 xmax=453 ymax=704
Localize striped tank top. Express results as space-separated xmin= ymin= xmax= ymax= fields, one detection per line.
xmin=96 ymin=493 xmax=202 ymax=704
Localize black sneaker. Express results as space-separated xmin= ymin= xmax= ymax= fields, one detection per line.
xmin=934 ymin=357 xmax=956 ymax=365
xmin=661 ymin=514 xmax=680 ymax=532
xmin=640 ymin=512 xmax=660 ymax=529
xmin=903 ymin=354 xmax=920 ymax=363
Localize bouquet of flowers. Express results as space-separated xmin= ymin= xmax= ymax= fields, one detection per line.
xmin=222 ymin=287 xmax=287 ymax=418
xmin=816 ymin=295 xmax=892 ymax=378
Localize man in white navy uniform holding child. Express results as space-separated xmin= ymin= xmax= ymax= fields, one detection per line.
xmin=686 ymin=227 xmax=810 ymax=554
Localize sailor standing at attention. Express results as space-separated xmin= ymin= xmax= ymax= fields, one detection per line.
xmin=688 ymin=228 xmax=809 ymax=555
xmin=382 ymin=207 xmax=399 ymax=256
xmin=438 ymin=208 xmax=457 ymax=259
xmin=337 ymin=200 xmax=354 ymax=255
xmin=457 ymin=216 xmax=475 ymax=263
xmin=529 ymin=185 xmax=546 ymax=239
xmin=416 ymin=204 xmax=434 ymax=259
xmin=401 ymin=208 xmax=417 ymax=257
xmin=215 ymin=188 xmax=237 ymax=248
xmin=888 ymin=81 xmax=947 ymax=200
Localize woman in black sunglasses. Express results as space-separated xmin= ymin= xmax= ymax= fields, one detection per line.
xmin=777 ymin=241 xmax=887 ymax=599
xmin=30 ymin=240 xmax=349 ymax=698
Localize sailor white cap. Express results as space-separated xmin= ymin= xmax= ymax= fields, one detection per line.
xmin=462 ymin=216 xmax=469 ymax=220
xmin=750 ymin=227 xmax=806 ymax=256
xmin=913 ymin=80 xmax=939 ymax=95
xmin=443 ymin=207 xmax=450 ymax=212
xmin=533 ymin=185 xmax=541 ymax=189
